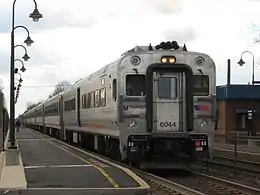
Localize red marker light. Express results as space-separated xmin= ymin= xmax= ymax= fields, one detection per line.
xmin=195 ymin=105 xmax=209 ymax=111
xmin=195 ymin=141 xmax=201 ymax=147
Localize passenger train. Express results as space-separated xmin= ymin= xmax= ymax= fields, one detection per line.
xmin=21 ymin=41 xmax=217 ymax=169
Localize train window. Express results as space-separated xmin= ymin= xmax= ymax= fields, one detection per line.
xmin=45 ymin=103 xmax=58 ymax=115
xmin=126 ymin=75 xmax=145 ymax=96
xmin=85 ymin=95 xmax=87 ymax=108
xmin=82 ymin=95 xmax=86 ymax=109
xmin=193 ymin=75 xmax=209 ymax=96
xmin=158 ymin=77 xmax=177 ymax=99
xmin=100 ymin=88 xmax=106 ymax=107
xmin=94 ymin=90 xmax=100 ymax=107
xmin=90 ymin=92 xmax=95 ymax=108
xmin=101 ymin=78 xmax=105 ymax=86
xmin=64 ymin=98 xmax=76 ymax=111
xmin=112 ymin=79 xmax=117 ymax=101
xmin=86 ymin=93 xmax=91 ymax=108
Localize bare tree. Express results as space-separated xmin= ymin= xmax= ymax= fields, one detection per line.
xmin=26 ymin=102 xmax=35 ymax=109
xmin=26 ymin=102 xmax=37 ymax=110
xmin=49 ymin=80 xmax=72 ymax=98
xmin=26 ymin=100 xmax=43 ymax=111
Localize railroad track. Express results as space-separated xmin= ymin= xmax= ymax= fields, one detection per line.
xmin=197 ymin=156 xmax=260 ymax=175
xmin=164 ymin=170 xmax=260 ymax=195
xmin=132 ymin=168 xmax=206 ymax=195
xmin=35 ymin=130 xmax=260 ymax=195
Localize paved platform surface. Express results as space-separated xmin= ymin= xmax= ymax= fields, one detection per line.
xmin=1 ymin=128 xmax=149 ymax=195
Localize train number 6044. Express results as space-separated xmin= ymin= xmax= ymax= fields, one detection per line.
xmin=159 ymin=121 xmax=176 ymax=127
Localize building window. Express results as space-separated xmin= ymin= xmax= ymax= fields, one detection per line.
xmin=236 ymin=114 xmax=249 ymax=131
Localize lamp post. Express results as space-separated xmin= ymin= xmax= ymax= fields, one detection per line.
xmin=237 ymin=51 xmax=255 ymax=85
xmin=9 ymin=0 xmax=43 ymax=149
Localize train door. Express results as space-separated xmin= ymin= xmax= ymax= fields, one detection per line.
xmin=153 ymin=72 xmax=184 ymax=132
xmin=76 ymin=88 xmax=81 ymax=126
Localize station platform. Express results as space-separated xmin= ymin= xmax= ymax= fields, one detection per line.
xmin=213 ymin=143 xmax=260 ymax=162
xmin=0 ymin=128 xmax=149 ymax=194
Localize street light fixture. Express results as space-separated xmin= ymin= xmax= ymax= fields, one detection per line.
xmin=16 ymin=73 xmax=23 ymax=83
xmin=14 ymin=45 xmax=30 ymax=61
xmin=14 ymin=59 xmax=26 ymax=73
xmin=29 ymin=8 xmax=43 ymax=22
xmin=29 ymin=0 xmax=43 ymax=22
xmin=24 ymin=36 xmax=34 ymax=46
xmin=13 ymin=25 xmax=34 ymax=46
xmin=237 ymin=51 xmax=255 ymax=85
xmin=22 ymin=53 xmax=30 ymax=61
xmin=15 ymin=81 xmax=22 ymax=88
xmin=10 ymin=0 xmax=43 ymax=149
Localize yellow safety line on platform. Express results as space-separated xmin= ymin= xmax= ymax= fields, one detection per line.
xmin=47 ymin=141 xmax=119 ymax=188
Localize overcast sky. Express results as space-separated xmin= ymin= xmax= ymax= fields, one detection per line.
xmin=0 ymin=0 xmax=260 ymax=117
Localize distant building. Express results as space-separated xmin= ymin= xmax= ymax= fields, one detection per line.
xmin=216 ymin=84 xmax=260 ymax=139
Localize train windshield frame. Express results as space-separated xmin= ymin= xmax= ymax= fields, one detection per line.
xmin=193 ymin=75 xmax=209 ymax=96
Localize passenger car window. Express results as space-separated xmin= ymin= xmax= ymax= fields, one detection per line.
xmin=94 ymin=90 xmax=100 ymax=107
xmin=100 ymin=88 xmax=106 ymax=107
xmin=112 ymin=79 xmax=117 ymax=101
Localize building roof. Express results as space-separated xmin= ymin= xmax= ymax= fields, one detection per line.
xmin=216 ymin=84 xmax=260 ymax=100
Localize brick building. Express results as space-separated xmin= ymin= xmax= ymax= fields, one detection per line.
xmin=216 ymin=84 xmax=260 ymax=137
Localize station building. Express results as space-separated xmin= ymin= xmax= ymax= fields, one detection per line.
xmin=215 ymin=84 xmax=260 ymax=139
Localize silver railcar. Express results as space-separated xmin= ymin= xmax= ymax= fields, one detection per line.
xmin=23 ymin=42 xmax=216 ymax=169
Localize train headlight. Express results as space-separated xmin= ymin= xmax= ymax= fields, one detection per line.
xmin=130 ymin=56 xmax=141 ymax=66
xmin=161 ymin=57 xmax=167 ymax=63
xmin=128 ymin=120 xmax=137 ymax=128
xmin=196 ymin=56 xmax=205 ymax=66
xmin=161 ymin=56 xmax=176 ymax=64
xmin=200 ymin=120 xmax=208 ymax=127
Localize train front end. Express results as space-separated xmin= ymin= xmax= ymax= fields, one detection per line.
xmin=120 ymin=42 xmax=216 ymax=169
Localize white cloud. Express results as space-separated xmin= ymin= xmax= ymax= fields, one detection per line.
xmin=143 ymin=0 xmax=183 ymax=14
xmin=162 ymin=26 xmax=198 ymax=43
xmin=0 ymin=0 xmax=260 ymax=117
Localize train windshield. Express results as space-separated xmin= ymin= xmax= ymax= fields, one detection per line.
xmin=193 ymin=75 xmax=209 ymax=96
xmin=126 ymin=74 xmax=145 ymax=96
xmin=158 ymin=77 xmax=177 ymax=99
